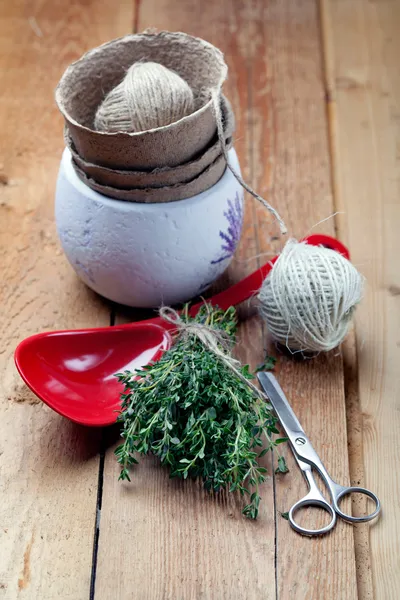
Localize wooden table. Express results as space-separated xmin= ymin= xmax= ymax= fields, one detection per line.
xmin=1 ymin=1 xmax=398 ymax=598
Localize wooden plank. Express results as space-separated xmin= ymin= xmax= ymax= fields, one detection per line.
xmin=249 ymin=3 xmax=357 ymax=597
xmin=341 ymin=333 xmax=374 ymax=599
xmin=321 ymin=0 xmax=400 ymax=597
xmin=0 ymin=1 xmax=132 ymax=598
xmin=95 ymin=2 xmax=277 ymax=599
xmin=96 ymin=1 xmax=357 ymax=598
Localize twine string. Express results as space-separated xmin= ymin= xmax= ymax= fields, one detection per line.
xmin=94 ymin=59 xmax=287 ymax=235
xmin=95 ymin=62 xmax=194 ymax=133
xmin=211 ymin=89 xmax=287 ymax=235
xmin=258 ymin=239 xmax=364 ymax=353
xmin=159 ymin=306 xmax=266 ymax=400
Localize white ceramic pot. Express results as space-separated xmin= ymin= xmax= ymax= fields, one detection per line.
xmin=55 ymin=148 xmax=244 ymax=307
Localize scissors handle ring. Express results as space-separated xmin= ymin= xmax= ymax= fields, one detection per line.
xmin=289 ymin=496 xmax=337 ymax=536
xmin=333 ymin=486 xmax=382 ymax=523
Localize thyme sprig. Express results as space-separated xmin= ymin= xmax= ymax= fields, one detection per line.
xmin=115 ymin=304 xmax=287 ymax=519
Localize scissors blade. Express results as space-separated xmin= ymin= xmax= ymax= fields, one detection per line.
xmin=257 ymin=372 xmax=305 ymax=438
xmin=257 ymin=372 xmax=324 ymax=469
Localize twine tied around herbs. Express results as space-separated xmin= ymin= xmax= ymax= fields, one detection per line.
xmin=159 ymin=306 xmax=267 ymax=401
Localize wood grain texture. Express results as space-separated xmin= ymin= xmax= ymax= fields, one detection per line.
xmin=4 ymin=0 xmax=391 ymax=597
xmin=96 ymin=3 xmax=277 ymax=599
xmin=96 ymin=1 xmax=357 ymax=599
xmin=241 ymin=2 xmax=358 ymax=598
xmin=0 ymin=1 xmax=132 ymax=598
xmin=322 ymin=0 xmax=400 ymax=597
xmin=341 ymin=333 xmax=374 ymax=599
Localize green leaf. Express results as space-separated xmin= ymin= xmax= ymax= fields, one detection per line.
xmin=257 ymin=466 xmax=268 ymax=474
xmin=280 ymin=511 xmax=289 ymax=520
xmin=255 ymin=354 xmax=277 ymax=372
xmin=208 ymin=407 xmax=217 ymax=420
xmin=114 ymin=302 xmax=288 ymax=519
xmin=274 ymin=438 xmax=288 ymax=445
xmin=118 ymin=468 xmax=131 ymax=482
xmin=241 ymin=364 xmax=255 ymax=379
xmin=269 ymin=426 xmax=280 ymax=435
xmin=259 ymin=447 xmax=270 ymax=458
xmin=275 ymin=456 xmax=289 ymax=474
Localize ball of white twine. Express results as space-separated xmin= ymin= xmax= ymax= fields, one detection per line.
xmin=94 ymin=62 xmax=195 ymax=133
xmin=258 ymin=239 xmax=364 ymax=353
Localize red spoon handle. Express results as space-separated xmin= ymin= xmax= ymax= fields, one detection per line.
xmin=148 ymin=234 xmax=349 ymax=328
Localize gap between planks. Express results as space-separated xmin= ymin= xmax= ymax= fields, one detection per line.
xmin=94 ymin=2 xmax=358 ymax=600
xmin=94 ymin=3 xmax=277 ymax=599
xmin=319 ymin=1 xmax=374 ymax=598
xmin=89 ymin=5 xmax=138 ymax=597
xmin=90 ymin=311 xmax=115 ymax=600
xmin=0 ymin=1 xmax=132 ymax=598
xmin=320 ymin=1 xmax=400 ymax=597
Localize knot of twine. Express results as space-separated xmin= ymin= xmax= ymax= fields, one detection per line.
xmin=94 ymin=62 xmax=195 ymax=133
xmin=95 ymin=61 xmax=287 ymax=235
xmin=159 ymin=307 xmax=265 ymax=399
xmin=258 ymin=239 xmax=364 ymax=353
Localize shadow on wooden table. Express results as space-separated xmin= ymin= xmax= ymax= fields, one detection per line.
xmin=114 ymin=451 xmax=272 ymax=524
xmin=41 ymin=416 xmax=126 ymax=460
xmin=110 ymin=264 xmax=259 ymax=325
xmin=38 ymin=412 xmax=104 ymax=463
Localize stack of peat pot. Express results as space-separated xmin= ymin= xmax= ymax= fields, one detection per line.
xmin=54 ymin=31 xmax=244 ymax=307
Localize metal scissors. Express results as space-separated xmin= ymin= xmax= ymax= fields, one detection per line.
xmin=258 ymin=372 xmax=381 ymax=536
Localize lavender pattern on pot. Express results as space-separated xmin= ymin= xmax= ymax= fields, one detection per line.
xmin=211 ymin=193 xmax=243 ymax=264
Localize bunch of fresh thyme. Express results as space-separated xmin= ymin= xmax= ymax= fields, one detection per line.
xmin=115 ymin=304 xmax=287 ymax=519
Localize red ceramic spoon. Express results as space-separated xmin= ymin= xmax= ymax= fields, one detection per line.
xmin=14 ymin=235 xmax=349 ymax=426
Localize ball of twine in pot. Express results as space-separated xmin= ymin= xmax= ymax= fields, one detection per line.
xmin=94 ymin=62 xmax=195 ymax=133
xmin=258 ymin=239 xmax=364 ymax=353
xmin=94 ymin=59 xmax=287 ymax=234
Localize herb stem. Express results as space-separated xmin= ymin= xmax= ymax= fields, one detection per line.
xmin=114 ymin=304 xmax=287 ymax=518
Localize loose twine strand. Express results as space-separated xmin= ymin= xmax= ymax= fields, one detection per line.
xmin=159 ymin=306 xmax=266 ymax=401
xmin=211 ymin=89 xmax=287 ymax=235
xmin=95 ymin=61 xmax=287 ymax=235
xmin=95 ymin=63 xmax=363 ymax=354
